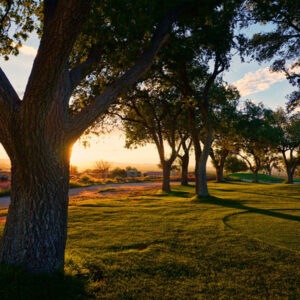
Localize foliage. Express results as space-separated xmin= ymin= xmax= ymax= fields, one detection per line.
xmin=210 ymin=89 xmax=240 ymax=173
xmin=236 ymin=101 xmax=281 ymax=176
xmin=243 ymin=0 xmax=300 ymax=111
xmin=273 ymin=108 xmax=300 ymax=182
xmin=224 ymin=155 xmax=248 ymax=174
xmin=0 ymin=0 xmax=42 ymax=60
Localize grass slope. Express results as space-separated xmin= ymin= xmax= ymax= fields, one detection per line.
xmin=0 ymin=182 xmax=300 ymax=299
xmin=229 ymin=172 xmax=300 ymax=183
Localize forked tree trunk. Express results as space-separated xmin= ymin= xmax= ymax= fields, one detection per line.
xmin=180 ymin=154 xmax=189 ymax=186
xmin=162 ymin=163 xmax=171 ymax=193
xmin=0 ymin=146 xmax=70 ymax=273
xmin=196 ymin=129 xmax=213 ymax=197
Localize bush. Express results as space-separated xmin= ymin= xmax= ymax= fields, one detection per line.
xmin=69 ymin=181 xmax=84 ymax=189
xmin=0 ymin=188 xmax=10 ymax=197
xmin=110 ymin=168 xmax=127 ymax=178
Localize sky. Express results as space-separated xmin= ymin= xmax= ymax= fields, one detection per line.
xmin=0 ymin=27 xmax=296 ymax=171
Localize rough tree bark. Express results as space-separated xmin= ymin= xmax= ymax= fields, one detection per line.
xmin=0 ymin=1 xmax=185 ymax=273
xmin=180 ymin=154 xmax=189 ymax=185
xmin=189 ymin=118 xmax=202 ymax=194
xmin=196 ymin=128 xmax=213 ymax=196
xmin=161 ymin=162 xmax=172 ymax=193
xmin=0 ymin=144 xmax=71 ymax=272
xmin=253 ymin=169 xmax=258 ymax=183
xmin=216 ymin=166 xmax=223 ymax=182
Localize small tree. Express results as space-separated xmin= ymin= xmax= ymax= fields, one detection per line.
xmin=116 ymin=82 xmax=184 ymax=193
xmin=237 ymin=101 xmax=280 ymax=183
xmin=94 ymin=160 xmax=111 ymax=178
xmin=209 ymin=90 xmax=240 ymax=181
xmin=274 ymin=108 xmax=300 ymax=183
xmin=262 ymin=152 xmax=281 ymax=176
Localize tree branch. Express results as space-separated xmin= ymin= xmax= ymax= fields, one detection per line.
xmin=66 ymin=5 xmax=187 ymax=141
xmin=0 ymin=67 xmax=21 ymax=115
xmin=0 ymin=0 xmax=12 ymax=31
xmin=202 ymin=53 xmax=226 ymax=107
xmin=21 ymin=0 xmax=92 ymax=127
xmin=69 ymin=45 xmax=103 ymax=92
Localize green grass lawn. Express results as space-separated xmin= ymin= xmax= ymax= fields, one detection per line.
xmin=229 ymin=172 xmax=300 ymax=183
xmin=0 ymin=182 xmax=300 ymax=299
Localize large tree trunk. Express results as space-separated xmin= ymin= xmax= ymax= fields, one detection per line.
xmin=162 ymin=163 xmax=171 ymax=193
xmin=196 ymin=129 xmax=213 ymax=197
xmin=0 ymin=146 xmax=70 ymax=273
xmin=281 ymin=151 xmax=294 ymax=184
xmin=216 ymin=166 xmax=224 ymax=182
xmin=194 ymin=144 xmax=201 ymax=195
xmin=286 ymin=167 xmax=294 ymax=184
xmin=180 ymin=154 xmax=189 ymax=186
xmin=253 ymin=170 xmax=258 ymax=183
xmin=215 ymin=152 xmax=228 ymax=182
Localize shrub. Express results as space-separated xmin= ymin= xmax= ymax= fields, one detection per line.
xmin=0 ymin=188 xmax=10 ymax=197
xmin=110 ymin=168 xmax=127 ymax=178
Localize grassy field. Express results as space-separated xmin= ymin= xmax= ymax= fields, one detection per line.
xmin=0 ymin=182 xmax=300 ymax=299
xmin=229 ymin=172 xmax=300 ymax=183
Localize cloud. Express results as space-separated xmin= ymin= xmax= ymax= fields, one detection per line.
xmin=11 ymin=42 xmax=37 ymax=57
xmin=233 ymin=67 xmax=286 ymax=97
xmin=19 ymin=45 xmax=37 ymax=57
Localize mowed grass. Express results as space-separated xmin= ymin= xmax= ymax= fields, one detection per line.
xmin=229 ymin=172 xmax=300 ymax=183
xmin=0 ymin=182 xmax=300 ymax=299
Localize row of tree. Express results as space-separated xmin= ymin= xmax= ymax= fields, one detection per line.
xmin=112 ymin=82 xmax=299 ymax=192
xmin=0 ymin=0 xmax=299 ymax=273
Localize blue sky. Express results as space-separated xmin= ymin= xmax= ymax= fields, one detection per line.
xmin=0 ymin=29 xmax=295 ymax=169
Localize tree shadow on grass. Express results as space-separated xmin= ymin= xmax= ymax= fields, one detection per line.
xmin=167 ymin=190 xmax=193 ymax=198
xmin=0 ymin=264 xmax=92 ymax=300
xmin=192 ymin=195 xmax=300 ymax=222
